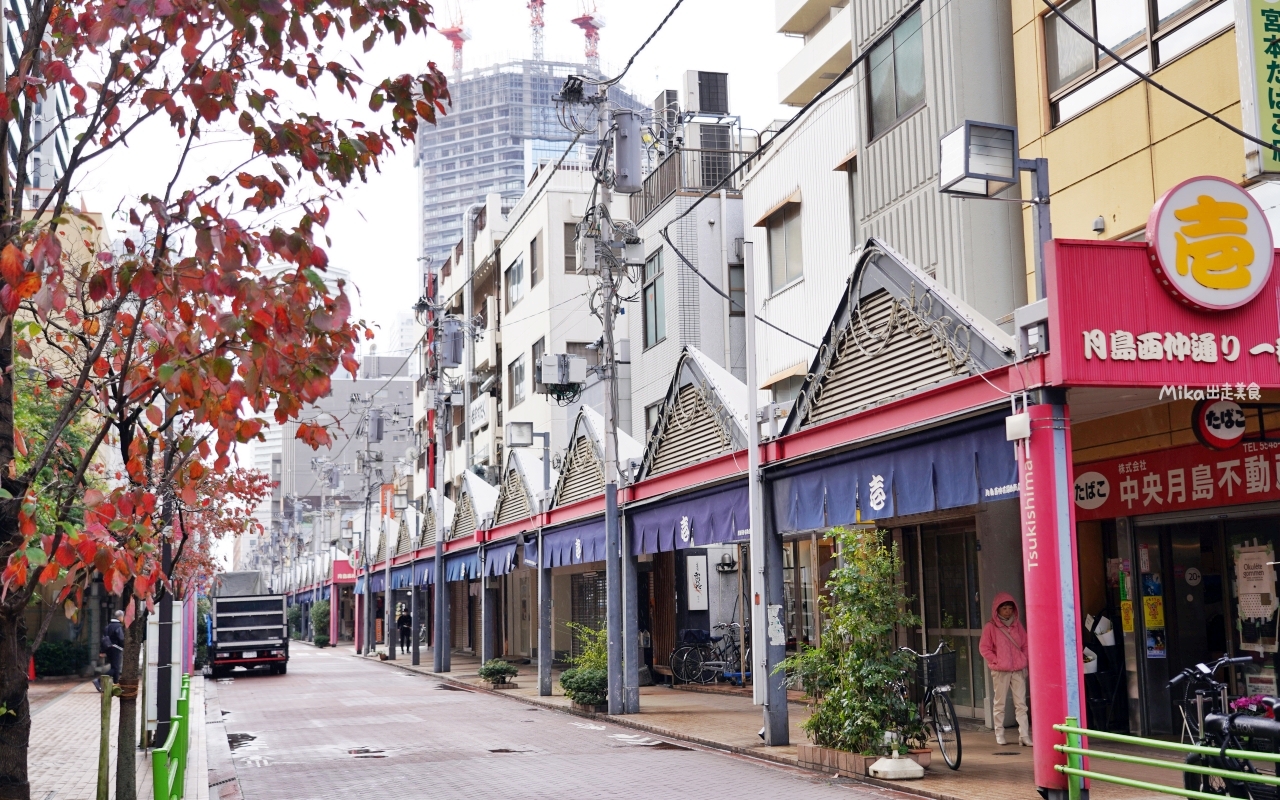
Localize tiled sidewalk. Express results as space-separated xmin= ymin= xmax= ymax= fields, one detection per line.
xmin=346 ymin=642 xmax=1179 ymax=800
xmin=28 ymin=675 xmax=208 ymax=800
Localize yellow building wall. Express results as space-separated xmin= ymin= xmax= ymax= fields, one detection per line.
xmin=1010 ymin=1 xmax=1244 ymax=302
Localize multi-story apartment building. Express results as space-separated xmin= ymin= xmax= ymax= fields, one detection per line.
xmin=3 ymin=0 xmax=70 ymax=206
xmin=415 ymin=59 xmax=644 ymax=269
xmin=627 ymin=71 xmax=751 ymax=442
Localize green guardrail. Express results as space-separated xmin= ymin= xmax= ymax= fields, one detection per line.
xmin=153 ymin=675 xmax=192 ymax=800
xmin=1054 ymin=717 xmax=1280 ymax=800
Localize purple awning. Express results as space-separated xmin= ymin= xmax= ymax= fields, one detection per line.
xmin=629 ymin=482 xmax=749 ymax=556
xmin=543 ymin=517 xmax=606 ymax=567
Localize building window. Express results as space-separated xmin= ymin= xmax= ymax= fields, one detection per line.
xmin=846 ymin=161 xmax=859 ymax=253
xmin=643 ymin=250 xmax=666 ymax=348
xmin=729 ymin=264 xmax=745 ymax=317
xmin=566 ymin=341 xmax=601 ymax=367
xmin=772 ymin=375 xmax=805 ymax=405
xmin=529 ymin=234 xmax=542 ymax=287
xmin=505 ymin=256 xmax=524 ymax=311
xmin=531 ymin=337 xmax=545 ymax=390
xmin=767 ymin=204 xmax=803 ymax=293
xmin=564 ymin=222 xmax=579 ymax=272
xmin=1044 ymin=0 xmax=1229 ymax=126
xmin=645 ymin=402 xmax=663 ymax=435
xmin=508 ymin=355 xmax=526 ymax=408
xmin=867 ymin=8 xmax=925 ymax=139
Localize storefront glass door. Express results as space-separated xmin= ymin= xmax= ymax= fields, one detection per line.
xmin=916 ymin=522 xmax=986 ymax=718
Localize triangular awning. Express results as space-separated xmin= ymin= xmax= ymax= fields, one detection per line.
xmin=552 ymin=406 xmax=643 ymax=507
xmin=493 ymin=448 xmax=559 ymax=526
xmin=639 ymin=346 xmax=756 ymax=479
xmin=421 ymin=488 xmax=454 ymax=548
xmin=449 ymin=470 xmax=499 ymax=539
xmin=782 ymin=238 xmax=1015 ymax=435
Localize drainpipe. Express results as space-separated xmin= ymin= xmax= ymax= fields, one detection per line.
xmin=719 ymin=189 xmax=731 ymax=369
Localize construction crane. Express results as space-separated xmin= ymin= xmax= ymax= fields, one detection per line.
xmin=439 ymin=2 xmax=470 ymax=78
xmin=570 ymin=2 xmax=604 ymax=71
xmin=529 ymin=0 xmax=545 ymax=62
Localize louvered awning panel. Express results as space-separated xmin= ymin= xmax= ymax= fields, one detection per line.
xmin=373 ymin=530 xmax=387 ymax=563
xmin=395 ymin=519 xmax=412 ymax=556
xmin=421 ymin=508 xmax=437 ymax=548
xmin=805 ymin=291 xmax=960 ymax=427
xmin=649 ymin=383 xmax=732 ymax=475
xmin=556 ymin=435 xmax=603 ymax=506
xmin=494 ymin=467 xmax=532 ymax=525
xmin=451 ymin=495 xmax=476 ymax=540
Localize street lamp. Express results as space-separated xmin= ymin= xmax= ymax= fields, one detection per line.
xmin=939 ymin=120 xmax=1051 ymax=354
xmin=506 ymin=421 xmax=551 ymax=507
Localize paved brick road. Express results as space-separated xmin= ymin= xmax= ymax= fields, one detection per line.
xmin=214 ymin=646 xmax=906 ymax=800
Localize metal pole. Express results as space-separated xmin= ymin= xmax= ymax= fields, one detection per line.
xmin=744 ymin=241 xmax=788 ymax=742
xmin=362 ymin=474 xmax=373 ymax=656
xmin=155 ymin=536 xmax=173 ymax=744
xmin=387 ymin=515 xmax=396 ymax=660
xmin=410 ymin=543 xmax=420 ymax=664
xmin=480 ymin=546 xmax=490 ymax=664
xmin=538 ymin=528 xmax=552 ymax=696
xmin=598 ymin=84 xmax=624 ymax=716
xmin=1019 ymin=157 xmax=1052 ymax=302
xmin=433 ymin=405 xmax=450 ymax=673
xmin=622 ymin=514 xmax=639 ymax=713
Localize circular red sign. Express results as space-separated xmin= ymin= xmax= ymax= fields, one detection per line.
xmin=1192 ymin=399 xmax=1247 ymax=450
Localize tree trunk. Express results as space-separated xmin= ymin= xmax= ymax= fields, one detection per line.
xmin=114 ymin=612 xmax=146 ymax=800
xmin=0 ymin=601 xmax=30 ymax=800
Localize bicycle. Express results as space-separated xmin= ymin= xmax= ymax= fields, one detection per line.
xmin=670 ymin=624 xmax=751 ymax=685
xmin=1168 ymin=655 xmax=1254 ymax=743
xmin=1183 ymin=701 xmax=1280 ymax=799
xmin=900 ymin=642 xmax=962 ymax=770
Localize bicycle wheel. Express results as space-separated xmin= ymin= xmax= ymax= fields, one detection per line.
xmin=671 ymin=645 xmax=702 ymax=684
xmin=930 ymin=691 xmax=962 ymax=770
xmin=1182 ymin=752 xmax=1254 ymax=799
xmin=695 ymin=644 xmax=716 ymax=683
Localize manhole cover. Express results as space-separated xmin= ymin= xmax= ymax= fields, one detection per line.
xmin=227 ymin=733 xmax=256 ymax=752
xmin=993 ymin=751 xmax=1021 ymax=756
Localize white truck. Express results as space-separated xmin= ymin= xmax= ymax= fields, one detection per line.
xmin=209 ymin=571 xmax=289 ymax=677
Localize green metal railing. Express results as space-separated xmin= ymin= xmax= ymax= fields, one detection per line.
xmin=153 ymin=675 xmax=191 ymax=800
xmin=1055 ymin=717 xmax=1280 ymax=800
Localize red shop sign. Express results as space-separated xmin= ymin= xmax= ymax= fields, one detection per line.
xmin=1046 ymin=240 xmax=1280 ymax=389
xmin=1074 ymin=440 xmax=1280 ymax=522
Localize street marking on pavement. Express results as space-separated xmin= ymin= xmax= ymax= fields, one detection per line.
xmin=241 ymin=755 xmax=273 ymax=768
xmin=569 ymin=722 xmax=605 ymax=730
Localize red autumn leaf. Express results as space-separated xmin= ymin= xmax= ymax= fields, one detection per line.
xmin=0 ymin=245 xmax=22 ymax=287
xmin=83 ymin=489 xmax=105 ymax=507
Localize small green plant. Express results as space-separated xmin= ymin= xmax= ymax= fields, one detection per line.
xmin=309 ymin=601 xmax=330 ymax=644
xmin=778 ymin=527 xmax=925 ymax=755
xmin=34 ymin=640 xmax=90 ymax=676
xmin=478 ymin=659 xmax=519 ymax=683
xmin=560 ymin=667 xmax=608 ymax=707
xmin=564 ymin=622 xmax=607 ymax=671
xmin=287 ymin=605 xmax=302 ymax=639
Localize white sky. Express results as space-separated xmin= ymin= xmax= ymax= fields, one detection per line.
xmin=74 ymin=0 xmax=801 ymax=351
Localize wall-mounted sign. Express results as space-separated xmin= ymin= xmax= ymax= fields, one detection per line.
xmin=469 ymin=395 xmax=490 ymax=433
xmin=1073 ymin=471 xmax=1110 ymax=510
xmin=686 ymin=555 xmax=709 ymax=611
xmin=1146 ymin=176 xmax=1273 ymax=311
xmin=1193 ymin=399 xmax=1248 ymax=450
xmin=1074 ymin=440 xmax=1280 ymax=521
xmin=1236 ymin=0 xmax=1280 ymax=177
xmin=1047 ymin=240 xmax=1280 ymax=389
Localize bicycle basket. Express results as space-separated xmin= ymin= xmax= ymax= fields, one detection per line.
xmin=916 ymin=650 xmax=958 ymax=688
xmin=680 ymin=629 xmax=712 ymax=645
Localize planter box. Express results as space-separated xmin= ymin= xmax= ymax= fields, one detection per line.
xmin=485 ymin=680 xmax=519 ymax=690
xmin=797 ymin=744 xmax=930 ymax=776
xmin=571 ymin=701 xmax=608 ymax=713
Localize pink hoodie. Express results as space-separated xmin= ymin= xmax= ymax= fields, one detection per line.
xmin=978 ymin=592 xmax=1028 ymax=672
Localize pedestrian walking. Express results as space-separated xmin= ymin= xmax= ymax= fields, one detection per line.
xmin=979 ymin=592 xmax=1031 ymax=746
xmin=396 ymin=605 xmax=411 ymax=652
xmin=94 ymin=610 xmax=126 ymax=692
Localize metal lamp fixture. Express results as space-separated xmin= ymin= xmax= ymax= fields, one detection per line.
xmin=506 ymin=421 xmax=535 ymax=448
xmin=393 ymin=493 xmax=409 ymax=510
xmin=938 ymin=121 xmax=1018 ymax=198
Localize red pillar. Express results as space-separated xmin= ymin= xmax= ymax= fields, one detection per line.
xmin=1019 ymin=398 xmax=1087 ymax=797
xmin=329 ymin=583 xmax=338 ymax=646
xmin=354 ymin=590 xmax=363 ymax=653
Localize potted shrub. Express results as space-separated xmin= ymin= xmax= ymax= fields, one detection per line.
xmin=560 ymin=622 xmax=609 ymax=711
xmin=479 ymin=659 xmax=520 ymax=688
xmin=782 ymin=527 xmax=928 ymax=777
xmin=309 ymin=601 xmax=330 ymax=647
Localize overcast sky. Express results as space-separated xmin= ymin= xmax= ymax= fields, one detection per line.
xmin=74 ymin=0 xmax=801 ymax=353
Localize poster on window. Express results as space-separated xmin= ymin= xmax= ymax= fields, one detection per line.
xmin=686 ymin=555 xmax=709 ymax=611
xmin=1235 ymin=544 xmax=1278 ymax=653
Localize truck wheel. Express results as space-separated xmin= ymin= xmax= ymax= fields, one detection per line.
xmin=276 ymin=663 xmax=287 ymax=675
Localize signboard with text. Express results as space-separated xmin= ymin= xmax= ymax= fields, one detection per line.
xmin=1236 ymin=0 xmax=1280 ymax=176
xmin=1047 ymin=240 xmax=1280 ymax=388
xmin=1074 ymin=440 xmax=1280 ymax=521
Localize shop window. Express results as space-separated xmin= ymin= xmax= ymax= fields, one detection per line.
xmin=1045 ymin=0 xmax=1231 ymax=126
xmin=867 ymin=8 xmax=925 ymax=139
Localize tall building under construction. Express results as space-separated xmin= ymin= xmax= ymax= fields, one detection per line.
xmin=415 ymin=58 xmax=643 ymax=268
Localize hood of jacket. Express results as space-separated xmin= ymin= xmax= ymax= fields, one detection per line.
xmin=991 ymin=592 xmax=1020 ymax=626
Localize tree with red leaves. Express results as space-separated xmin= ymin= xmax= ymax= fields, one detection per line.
xmin=0 ymin=0 xmax=448 ymax=795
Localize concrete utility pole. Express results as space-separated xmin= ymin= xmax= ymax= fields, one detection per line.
xmin=432 ymin=300 xmax=452 ymax=674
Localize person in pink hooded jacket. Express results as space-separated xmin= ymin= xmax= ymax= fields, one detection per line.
xmin=978 ymin=592 xmax=1031 ymax=746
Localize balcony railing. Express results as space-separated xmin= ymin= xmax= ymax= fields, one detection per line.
xmin=630 ymin=148 xmax=748 ymax=223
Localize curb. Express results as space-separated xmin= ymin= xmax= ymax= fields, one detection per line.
xmin=363 ymin=653 xmax=965 ymax=800
xmin=203 ymin=678 xmax=244 ymax=800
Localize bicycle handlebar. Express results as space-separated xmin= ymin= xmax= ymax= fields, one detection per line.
xmin=899 ymin=641 xmax=949 ymax=659
xmin=1167 ymin=655 xmax=1254 ymax=688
